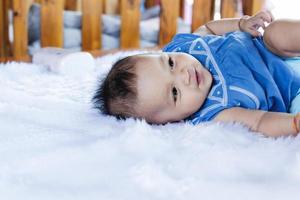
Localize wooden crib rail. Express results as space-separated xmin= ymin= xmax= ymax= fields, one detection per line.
xmin=82 ymin=0 xmax=102 ymax=50
xmin=120 ymin=0 xmax=140 ymax=48
xmin=0 ymin=0 xmax=10 ymax=58
xmin=159 ymin=0 xmax=180 ymax=46
xmin=40 ymin=0 xmax=64 ymax=48
xmin=0 ymin=0 xmax=263 ymax=62
xmin=12 ymin=0 xmax=33 ymax=61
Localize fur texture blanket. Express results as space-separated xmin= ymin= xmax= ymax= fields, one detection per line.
xmin=0 ymin=52 xmax=300 ymax=200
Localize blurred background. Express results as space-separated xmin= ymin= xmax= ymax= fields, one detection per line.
xmin=267 ymin=0 xmax=300 ymax=19
xmin=1 ymin=0 xmax=300 ymax=61
xmin=183 ymin=0 xmax=300 ymax=22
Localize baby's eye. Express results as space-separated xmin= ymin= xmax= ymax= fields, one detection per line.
xmin=168 ymin=57 xmax=174 ymax=69
xmin=172 ymin=87 xmax=178 ymax=102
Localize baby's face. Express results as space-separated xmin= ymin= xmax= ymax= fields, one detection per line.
xmin=135 ymin=52 xmax=212 ymax=124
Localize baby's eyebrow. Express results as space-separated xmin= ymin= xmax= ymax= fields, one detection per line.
xmin=165 ymin=82 xmax=174 ymax=106
xmin=159 ymin=54 xmax=165 ymax=69
xmin=162 ymin=55 xmax=175 ymax=106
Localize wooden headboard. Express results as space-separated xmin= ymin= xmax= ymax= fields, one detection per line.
xmin=0 ymin=0 xmax=263 ymax=62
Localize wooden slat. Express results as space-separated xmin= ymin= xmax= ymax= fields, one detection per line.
xmin=40 ymin=0 xmax=64 ymax=48
xmin=120 ymin=0 xmax=140 ymax=49
xmin=0 ymin=55 xmax=31 ymax=63
xmin=82 ymin=0 xmax=102 ymax=51
xmin=180 ymin=0 xmax=185 ymax=18
xmin=0 ymin=0 xmax=9 ymax=58
xmin=243 ymin=0 xmax=264 ymax=16
xmin=159 ymin=0 xmax=179 ymax=46
xmin=192 ymin=0 xmax=214 ymax=32
xmin=4 ymin=0 xmax=11 ymax=56
xmin=221 ymin=0 xmax=237 ymax=18
xmin=0 ymin=0 xmax=4 ymax=57
xmin=65 ymin=0 xmax=78 ymax=10
xmin=103 ymin=0 xmax=119 ymax=14
xmin=12 ymin=0 xmax=33 ymax=60
xmin=145 ymin=0 xmax=157 ymax=8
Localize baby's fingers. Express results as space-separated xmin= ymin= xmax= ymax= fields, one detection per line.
xmin=251 ymin=18 xmax=266 ymax=30
xmin=255 ymin=11 xmax=273 ymax=23
xmin=246 ymin=28 xmax=261 ymax=37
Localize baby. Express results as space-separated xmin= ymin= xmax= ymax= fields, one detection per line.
xmin=93 ymin=11 xmax=300 ymax=137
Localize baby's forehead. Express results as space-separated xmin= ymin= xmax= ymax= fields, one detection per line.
xmin=133 ymin=53 xmax=163 ymax=69
xmin=134 ymin=52 xmax=186 ymax=60
xmin=134 ymin=53 xmax=169 ymax=103
xmin=134 ymin=52 xmax=164 ymax=59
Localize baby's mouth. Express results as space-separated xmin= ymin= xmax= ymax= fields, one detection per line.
xmin=195 ymin=70 xmax=199 ymax=84
xmin=195 ymin=70 xmax=202 ymax=86
xmin=188 ymin=68 xmax=202 ymax=86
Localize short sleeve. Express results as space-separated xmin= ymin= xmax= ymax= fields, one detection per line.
xmin=186 ymin=103 xmax=231 ymax=125
xmin=162 ymin=33 xmax=201 ymax=53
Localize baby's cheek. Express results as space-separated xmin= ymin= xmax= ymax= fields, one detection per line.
xmin=182 ymin=98 xmax=200 ymax=115
xmin=194 ymin=93 xmax=207 ymax=108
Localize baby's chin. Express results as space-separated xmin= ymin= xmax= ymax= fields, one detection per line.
xmin=169 ymin=112 xmax=197 ymax=124
xmin=145 ymin=106 xmax=202 ymax=124
xmin=147 ymin=115 xmax=183 ymax=125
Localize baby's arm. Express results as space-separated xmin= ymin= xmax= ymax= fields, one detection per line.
xmin=193 ymin=18 xmax=241 ymax=36
xmin=193 ymin=11 xmax=272 ymax=36
xmin=214 ymin=107 xmax=298 ymax=137
xmin=263 ymin=20 xmax=300 ymax=57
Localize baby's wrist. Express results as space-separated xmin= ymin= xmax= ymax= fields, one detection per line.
xmin=238 ymin=15 xmax=250 ymax=32
xmin=292 ymin=113 xmax=300 ymax=134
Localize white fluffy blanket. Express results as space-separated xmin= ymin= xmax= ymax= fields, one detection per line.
xmin=1 ymin=52 xmax=300 ymax=200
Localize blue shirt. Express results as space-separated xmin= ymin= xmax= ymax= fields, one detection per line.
xmin=162 ymin=32 xmax=300 ymax=124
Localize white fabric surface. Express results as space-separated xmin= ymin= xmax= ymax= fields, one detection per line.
xmin=1 ymin=51 xmax=300 ymax=200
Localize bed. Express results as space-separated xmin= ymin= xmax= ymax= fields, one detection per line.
xmin=3 ymin=1 xmax=298 ymax=199
xmin=1 ymin=51 xmax=300 ymax=200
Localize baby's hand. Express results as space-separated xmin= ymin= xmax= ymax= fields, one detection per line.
xmin=239 ymin=11 xmax=273 ymax=37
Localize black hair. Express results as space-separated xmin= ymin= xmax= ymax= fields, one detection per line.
xmin=92 ymin=55 xmax=138 ymax=120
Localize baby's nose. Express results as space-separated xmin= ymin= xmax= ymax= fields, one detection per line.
xmin=178 ymin=68 xmax=189 ymax=85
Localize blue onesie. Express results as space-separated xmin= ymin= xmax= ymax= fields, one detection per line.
xmin=162 ymin=32 xmax=300 ymax=125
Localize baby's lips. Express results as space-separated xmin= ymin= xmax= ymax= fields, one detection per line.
xmin=187 ymin=68 xmax=197 ymax=85
xmin=196 ymin=70 xmax=203 ymax=86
